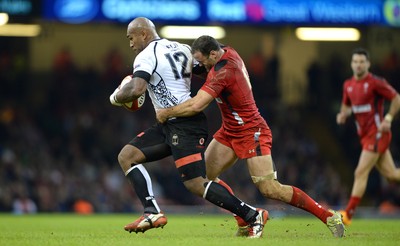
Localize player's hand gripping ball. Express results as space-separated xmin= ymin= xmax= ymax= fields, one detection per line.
xmin=119 ymin=75 xmax=146 ymax=112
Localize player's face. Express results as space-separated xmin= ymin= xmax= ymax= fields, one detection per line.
xmin=127 ymin=28 xmax=146 ymax=55
xmin=193 ymin=50 xmax=218 ymax=72
xmin=351 ymin=54 xmax=370 ymax=79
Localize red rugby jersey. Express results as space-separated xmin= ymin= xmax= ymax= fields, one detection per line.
xmin=200 ymin=47 xmax=268 ymax=132
xmin=342 ymin=73 xmax=397 ymax=137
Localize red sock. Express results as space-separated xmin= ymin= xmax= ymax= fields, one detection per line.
xmin=217 ymin=179 xmax=234 ymax=194
xmin=345 ymin=196 xmax=361 ymax=219
xmin=290 ymin=186 xmax=332 ymax=223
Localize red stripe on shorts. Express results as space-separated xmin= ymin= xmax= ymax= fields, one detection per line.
xmin=175 ymin=153 xmax=202 ymax=168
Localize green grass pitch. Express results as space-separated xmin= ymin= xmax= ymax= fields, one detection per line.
xmin=0 ymin=213 xmax=399 ymax=246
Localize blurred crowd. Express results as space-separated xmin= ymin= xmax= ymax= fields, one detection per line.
xmin=1 ymin=44 xmax=400 ymax=215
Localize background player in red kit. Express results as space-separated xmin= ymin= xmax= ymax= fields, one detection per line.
xmin=157 ymin=35 xmax=345 ymax=238
xmin=336 ymin=48 xmax=400 ymax=225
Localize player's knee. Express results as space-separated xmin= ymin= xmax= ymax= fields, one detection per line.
xmin=183 ymin=178 xmax=206 ymax=197
xmin=118 ymin=145 xmax=142 ymax=167
xmin=385 ymin=172 xmax=400 ymax=182
xmin=117 ymin=149 xmax=131 ymax=166
xmin=252 ymin=172 xmax=277 ymax=197
xmin=258 ymin=180 xmax=283 ymax=200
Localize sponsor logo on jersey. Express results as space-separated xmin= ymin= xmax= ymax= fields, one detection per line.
xmin=352 ymin=104 xmax=371 ymax=113
xmin=199 ymin=138 xmax=205 ymax=145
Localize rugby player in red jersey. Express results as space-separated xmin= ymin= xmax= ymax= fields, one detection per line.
xmin=156 ymin=35 xmax=345 ymax=238
xmin=336 ymin=48 xmax=400 ymax=225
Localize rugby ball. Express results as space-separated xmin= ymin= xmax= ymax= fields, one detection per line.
xmin=119 ymin=75 xmax=146 ymax=112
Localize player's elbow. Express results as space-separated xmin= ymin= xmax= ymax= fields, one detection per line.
xmin=127 ymin=88 xmax=146 ymax=100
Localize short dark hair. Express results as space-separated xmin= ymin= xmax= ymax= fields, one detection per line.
xmin=352 ymin=47 xmax=370 ymax=60
xmin=191 ymin=35 xmax=221 ymax=56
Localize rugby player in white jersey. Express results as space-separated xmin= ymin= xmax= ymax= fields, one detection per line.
xmin=109 ymin=17 xmax=268 ymax=238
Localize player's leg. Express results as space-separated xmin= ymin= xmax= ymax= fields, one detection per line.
xmin=212 ymin=179 xmax=250 ymax=236
xmin=174 ymin=147 xmax=267 ymax=236
xmin=206 ymin=137 xmax=268 ymax=237
xmin=351 ymin=150 xmax=383 ymax=198
xmin=208 ymin=138 xmax=269 ymax=238
xmin=231 ymin=126 xmax=290 ymax=204
xmin=376 ymin=150 xmax=400 ymax=182
xmin=119 ymin=145 xmax=159 ymax=214
xmin=167 ymin=114 xmax=267 ymax=238
xmin=120 ymin=124 xmax=171 ymax=233
xmin=206 ymin=140 xmax=251 ymax=235
xmin=173 ymin=144 xmax=267 ymax=238
xmin=181 ymin=174 xmax=258 ymax=225
xmin=340 ymin=149 xmax=379 ymax=225
xmin=247 ymin=155 xmax=344 ymax=237
xmin=204 ymin=138 xmax=238 ymax=180
xmin=202 ymin=181 xmax=269 ymax=239
xmin=341 ymin=132 xmax=389 ymax=224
